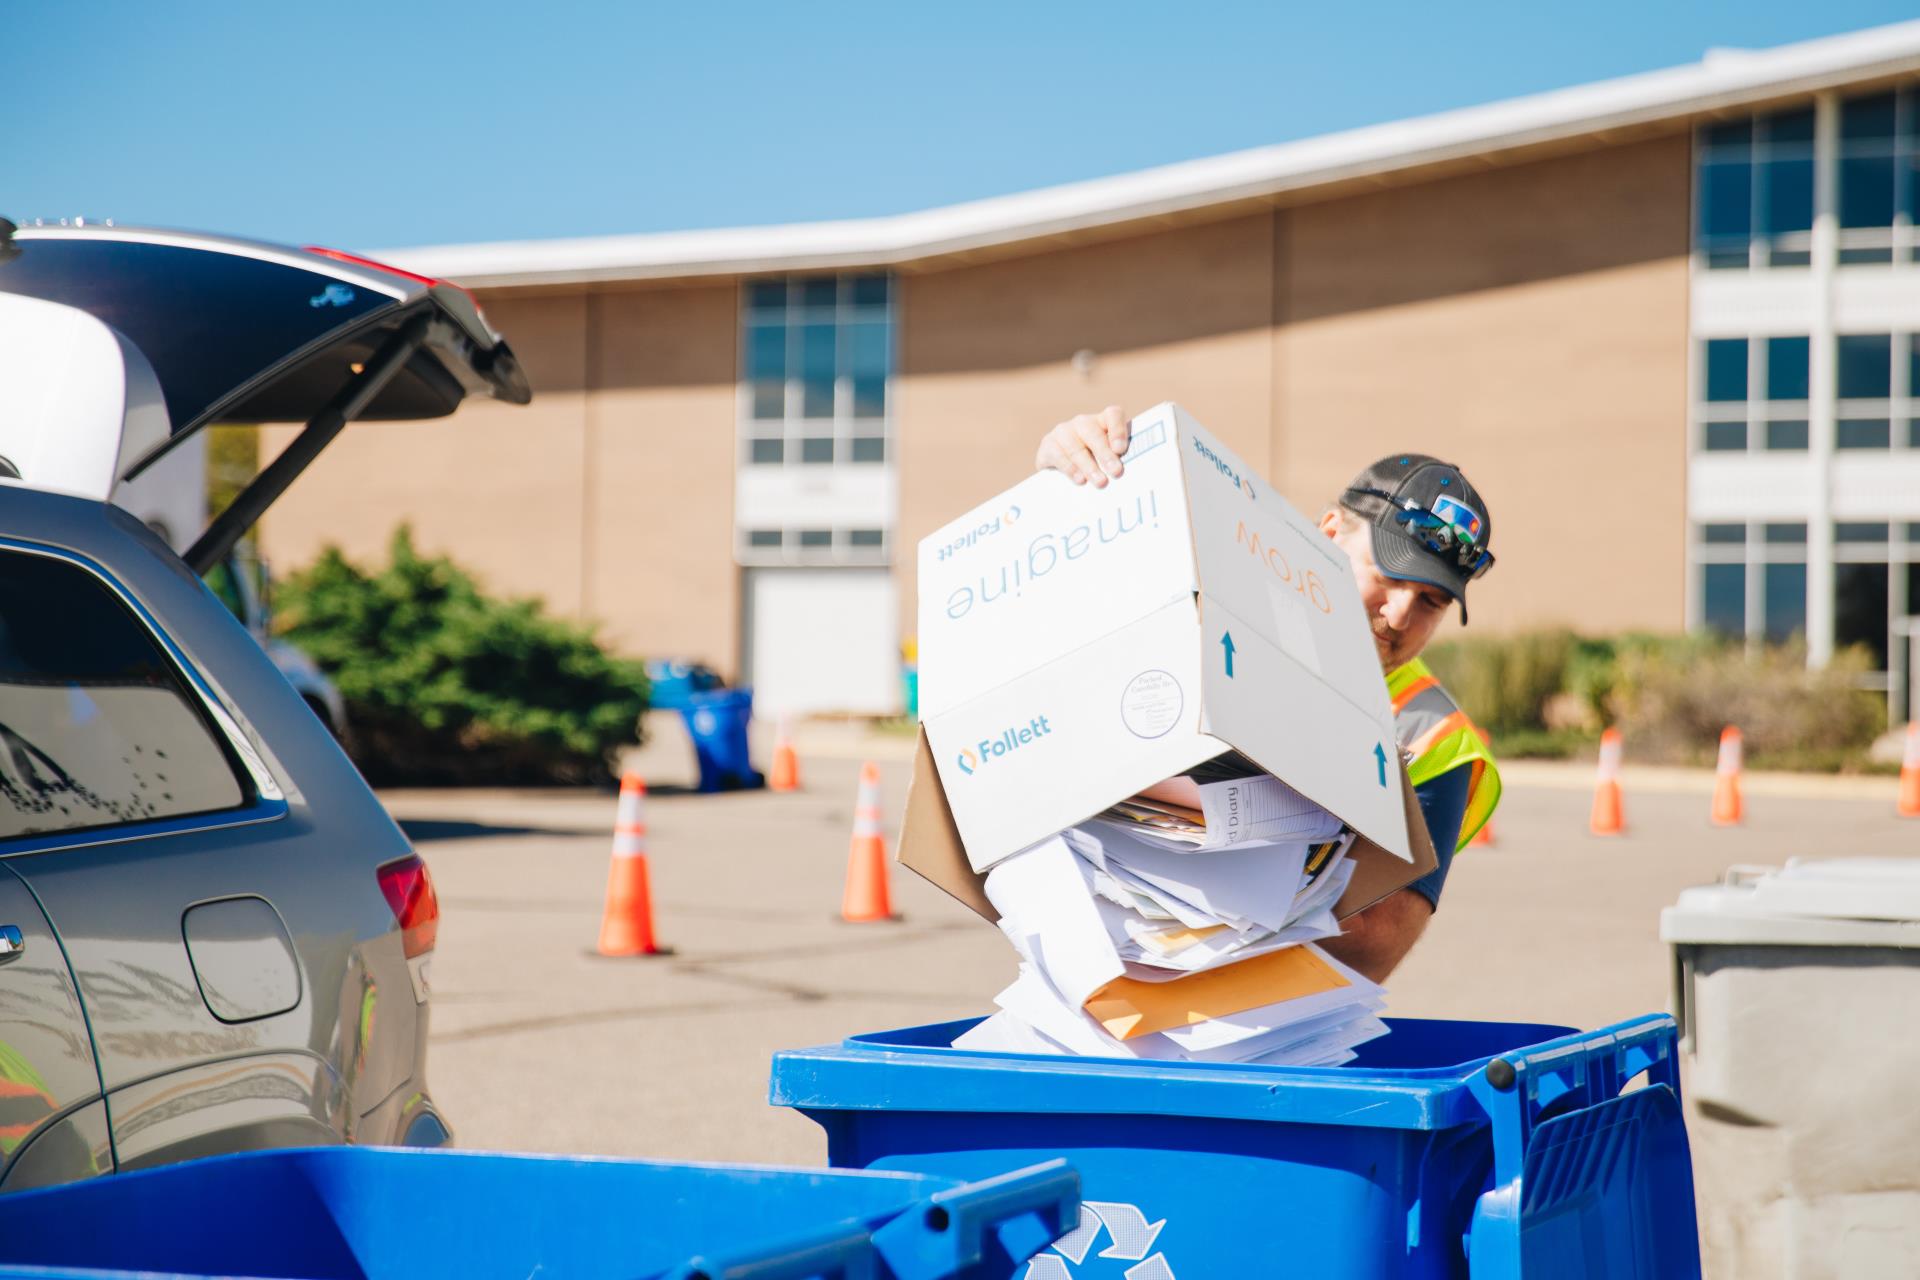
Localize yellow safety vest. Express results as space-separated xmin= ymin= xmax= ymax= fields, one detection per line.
xmin=1386 ymin=657 xmax=1501 ymax=851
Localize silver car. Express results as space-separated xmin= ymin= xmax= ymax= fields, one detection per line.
xmin=0 ymin=220 xmax=531 ymax=1190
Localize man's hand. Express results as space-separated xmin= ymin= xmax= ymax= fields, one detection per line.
xmin=1035 ymin=405 xmax=1131 ymax=488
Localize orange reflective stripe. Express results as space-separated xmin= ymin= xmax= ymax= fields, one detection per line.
xmin=1408 ymin=709 xmax=1471 ymax=759
xmin=1391 ymin=673 xmax=1439 ymax=712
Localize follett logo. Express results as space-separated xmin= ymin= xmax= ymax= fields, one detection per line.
xmin=937 ymin=505 xmax=1023 ymax=562
xmin=955 ymin=715 xmax=1054 ymax=778
xmin=1192 ymin=436 xmax=1256 ymax=501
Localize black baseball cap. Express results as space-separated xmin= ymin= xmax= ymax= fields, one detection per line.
xmin=1339 ymin=453 xmax=1494 ymax=623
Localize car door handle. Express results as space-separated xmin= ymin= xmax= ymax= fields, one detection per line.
xmin=0 ymin=926 xmax=23 ymax=964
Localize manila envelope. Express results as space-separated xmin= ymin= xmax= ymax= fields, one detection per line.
xmin=1083 ymin=942 xmax=1354 ymax=1041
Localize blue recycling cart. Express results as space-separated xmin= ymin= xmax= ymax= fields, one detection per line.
xmin=0 ymin=1146 xmax=1078 ymax=1280
xmin=771 ymin=1013 xmax=1701 ymax=1279
xmin=683 ymin=687 xmax=764 ymax=792
xmin=645 ymin=659 xmax=726 ymax=712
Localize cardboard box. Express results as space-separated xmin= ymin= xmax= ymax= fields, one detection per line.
xmin=901 ymin=402 xmax=1435 ymax=921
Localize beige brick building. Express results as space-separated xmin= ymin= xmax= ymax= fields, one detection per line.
xmin=261 ymin=24 xmax=1920 ymax=722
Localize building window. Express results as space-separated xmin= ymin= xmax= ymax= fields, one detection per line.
xmin=1698 ymin=523 xmax=1748 ymax=636
xmin=740 ymin=273 xmax=894 ymax=469
xmin=1695 ymin=105 xmax=1815 ymax=269
xmin=1911 ymin=339 xmax=1920 ymax=448
xmin=1832 ymin=331 xmax=1920 ymax=452
xmin=1693 ymin=335 xmax=1811 ymax=453
xmin=1694 ymin=85 xmax=1920 ymax=269
xmin=1692 ymin=521 xmax=1808 ymax=644
xmin=1837 ymin=90 xmax=1902 ymax=264
xmin=1837 ymin=331 xmax=1892 ymax=449
xmin=1694 ymin=332 xmax=1920 ymax=454
xmin=734 ymin=526 xmax=891 ymax=567
xmin=1832 ymin=521 xmax=1920 ymax=676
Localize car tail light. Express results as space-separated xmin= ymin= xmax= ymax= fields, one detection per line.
xmin=377 ymin=855 xmax=440 ymax=959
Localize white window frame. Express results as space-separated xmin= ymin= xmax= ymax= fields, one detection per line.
xmin=733 ymin=525 xmax=891 ymax=568
xmin=737 ymin=273 xmax=895 ymax=473
xmin=1833 ymin=86 xmax=1920 ymax=266
xmin=1691 ymin=334 xmax=1814 ymax=456
xmin=1833 ymin=331 xmax=1920 ymax=453
xmin=1694 ymin=84 xmax=1920 ymax=273
xmin=1690 ymin=520 xmax=1810 ymax=649
xmin=1693 ymin=106 xmax=1817 ymax=271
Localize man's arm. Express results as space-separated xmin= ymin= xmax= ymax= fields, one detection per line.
xmin=1318 ymin=764 xmax=1472 ymax=982
xmin=1318 ymin=890 xmax=1431 ymax=984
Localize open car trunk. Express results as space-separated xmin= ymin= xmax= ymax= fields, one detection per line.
xmin=0 ymin=222 xmax=531 ymax=572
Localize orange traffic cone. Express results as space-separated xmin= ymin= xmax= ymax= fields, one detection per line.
xmin=597 ymin=773 xmax=665 ymax=956
xmin=770 ymin=717 xmax=801 ymax=793
xmin=1899 ymin=723 xmax=1920 ymax=819
xmin=1469 ymin=727 xmax=1495 ymax=846
xmin=841 ymin=761 xmax=896 ymax=923
xmin=1590 ymin=727 xmax=1625 ymax=836
xmin=1711 ymin=726 xmax=1744 ymax=827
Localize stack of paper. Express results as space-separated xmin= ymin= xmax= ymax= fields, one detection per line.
xmin=1095 ymin=771 xmax=1343 ymax=851
xmin=953 ymin=775 xmax=1389 ymax=1066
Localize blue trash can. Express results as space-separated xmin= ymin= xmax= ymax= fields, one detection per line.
xmin=0 ymin=1147 xmax=1079 ymax=1280
xmin=771 ymin=1014 xmax=1700 ymax=1280
xmin=645 ymin=659 xmax=725 ymax=713
xmin=682 ymin=687 xmax=763 ymax=792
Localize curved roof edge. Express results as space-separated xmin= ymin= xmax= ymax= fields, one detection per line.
xmin=380 ymin=20 xmax=1920 ymax=289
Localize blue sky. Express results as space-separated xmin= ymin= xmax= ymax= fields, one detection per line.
xmin=5 ymin=1 xmax=1917 ymax=252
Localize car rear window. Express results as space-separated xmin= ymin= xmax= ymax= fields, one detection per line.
xmin=0 ymin=549 xmax=247 ymax=840
xmin=0 ymin=237 xmax=393 ymax=437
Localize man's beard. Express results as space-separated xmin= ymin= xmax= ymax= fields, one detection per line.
xmin=1371 ymin=619 xmax=1403 ymax=668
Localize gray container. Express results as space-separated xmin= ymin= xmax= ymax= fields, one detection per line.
xmin=1662 ymin=859 xmax=1920 ymax=1279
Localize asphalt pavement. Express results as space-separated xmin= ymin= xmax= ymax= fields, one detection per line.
xmin=383 ymin=744 xmax=1919 ymax=1168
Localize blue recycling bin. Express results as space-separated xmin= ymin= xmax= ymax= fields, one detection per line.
xmin=682 ymin=687 xmax=763 ymax=792
xmin=771 ymin=1014 xmax=1700 ymax=1280
xmin=0 ymin=1146 xmax=1079 ymax=1280
xmin=645 ymin=659 xmax=725 ymax=713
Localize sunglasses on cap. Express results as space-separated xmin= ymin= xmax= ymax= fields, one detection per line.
xmin=1343 ymin=487 xmax=1496 ymax=581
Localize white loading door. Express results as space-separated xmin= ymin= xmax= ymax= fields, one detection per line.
xmin=745 ymin=568 xmax=900 ymax=716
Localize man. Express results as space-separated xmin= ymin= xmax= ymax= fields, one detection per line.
xmin=1036 ymin=406 xmax=1500 ymax=981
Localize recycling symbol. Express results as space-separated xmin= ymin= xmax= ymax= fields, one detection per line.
xmin=1024 ymin=1201 xmax=1174 ymax=1280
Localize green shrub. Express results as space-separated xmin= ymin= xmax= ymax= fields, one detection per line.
xmin=1566 ymin=632 xmax=1722 ymax=727
xmin=1421 ymin=628 xmax=1885 ymax=770
xmin=1606 ymin=639 xmax=1884 ymax=769
xmin=274 ymin=527 xmax=650 ymax=786
xmin=1563 ymin=635 xmax=1623 ymax=722
xmin=1421 ymin=629 xmax=1578 ymax=734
